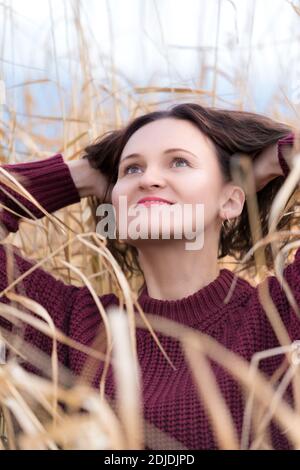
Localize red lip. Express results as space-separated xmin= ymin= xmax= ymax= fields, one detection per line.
xmin=137 ymin=196 xmax=174 ymax=204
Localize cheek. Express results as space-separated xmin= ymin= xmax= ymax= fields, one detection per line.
xmin=111 ymin=181 xmax=127 ymax=207
xmin=111 ymin=181 xmax=134 ymax=221
xmin=112 ymin=179 xmax=132 ymax=199
xmin=111 ymin=185 xmax=118 ymax=208
xmin=180 ymin=173 xmax=222 ymax=225
xmin=179 ymin=173 xmax=221 ymax=202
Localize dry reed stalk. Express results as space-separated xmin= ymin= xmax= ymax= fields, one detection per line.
xmin=182 ymin=336 xmax=239 ymax=449
xmin=0 ymin=362 xmax=127 ymax=449
xmin=108 ymin=307 xmax=143 ymax=449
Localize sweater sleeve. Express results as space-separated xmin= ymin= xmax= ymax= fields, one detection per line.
xmin=0 ymin=154 xmax=117 ymax=377
xmin=0 ymin=246 xmax=81 ymax=371
xmin=0 ymin=154 xmax=82 ymax=370
xmin=277 ymin=132 xmax=294 ymax=179
xmin=0 ymin=153 xmax=81 ymax=232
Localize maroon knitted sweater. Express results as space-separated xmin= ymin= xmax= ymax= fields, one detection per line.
xmin=0 ymin=133 xmax=298 ymax=450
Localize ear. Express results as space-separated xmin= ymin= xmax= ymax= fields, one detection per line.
xmin=219 ymin=183 xmax=245 ymax=221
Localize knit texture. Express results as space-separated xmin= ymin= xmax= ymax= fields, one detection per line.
xmin=0 ymin=139 xmax=299 ymax=450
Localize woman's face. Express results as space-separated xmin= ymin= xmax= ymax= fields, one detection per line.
xmin=111 ymin=118 xmax=231 ymax=246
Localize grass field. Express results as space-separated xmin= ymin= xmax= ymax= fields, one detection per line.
xmin=1 ymin=0 xmax=300 ymax=450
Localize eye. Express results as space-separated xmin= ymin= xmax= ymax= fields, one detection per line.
xmin=121 ymin=156 xmax=190 ymax=175
xmin=172 ymin=157 xmax=190 ymax=168
xmin=123 ymin=164 xmax=142 ymax=175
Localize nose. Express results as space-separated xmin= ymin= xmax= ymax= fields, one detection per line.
xmin=138 ymin=166 xmax=166 ymax=190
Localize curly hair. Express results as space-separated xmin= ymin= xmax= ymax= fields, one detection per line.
xmin=81 ymin=103 xmax=297 ymax=283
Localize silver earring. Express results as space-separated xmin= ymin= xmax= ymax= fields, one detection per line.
xmin=222 ymin=213 xmax=229 ymax=229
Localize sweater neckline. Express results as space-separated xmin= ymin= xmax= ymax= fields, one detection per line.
xmin=137 ymin=268 xmax=247 ymax=330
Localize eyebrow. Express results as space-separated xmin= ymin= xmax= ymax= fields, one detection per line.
xmin=119 ymin=148 xmax=198 ymax=164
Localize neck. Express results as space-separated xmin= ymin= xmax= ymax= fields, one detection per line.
xmin=136 ymin=229 xmax=220 ymax=301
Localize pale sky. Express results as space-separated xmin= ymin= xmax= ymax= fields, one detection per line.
xmin=1 ymin=0 xmax=300 ymax=115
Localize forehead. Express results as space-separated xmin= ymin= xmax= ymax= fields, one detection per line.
xmin=120 ymin=118 xmax=215 ymax=160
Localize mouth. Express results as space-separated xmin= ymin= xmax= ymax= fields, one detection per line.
xmin=136 ymin=197 xmax=174 ymax=206
xmin=138 ymin=202 xmax=173 ymax=208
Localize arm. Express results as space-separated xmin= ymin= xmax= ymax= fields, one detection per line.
xmin=0 ymin=153 xmax=82 ymax=368
xmin=0 ymin=153 xmax=81 ymax=236
xmin=0 ymin=155 xmax=110 ymax=238
xmin=0 ymin=245 xmax=80 ymax=372
xmin=261 ymin=133 xmax=300 ymax=343
xmin=277 ymin=133 xmax=294 ymax=178
xmin=0 ymin=154 xmax=111 ymax=371
xmin=67 ymin=158 xmax=110 ymax=200
xmin=253 ymin=133 xmax=294 ymax=191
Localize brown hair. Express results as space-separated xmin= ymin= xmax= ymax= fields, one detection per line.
xmin=82 ymin=103 xmax=296 ymax=283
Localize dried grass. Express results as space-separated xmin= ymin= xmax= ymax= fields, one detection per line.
xmin=1 ymin=0 xmax=300 ymax=450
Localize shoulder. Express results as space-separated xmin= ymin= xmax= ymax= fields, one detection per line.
xmin=68 ymin=286 xmax=119 ymax=336
xmin=236 ymin=267 xmax=299 ymax=349
xmin=73 ymin=286 xmax=119 ymax=309
xmin=231 ymin=268 xmax=291 ymax=316
xmin=215 ymin=271 xmax=290 ymax=369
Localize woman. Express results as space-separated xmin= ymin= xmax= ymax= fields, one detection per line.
xmin=0 ymin=103 xmax=298 ymax=450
